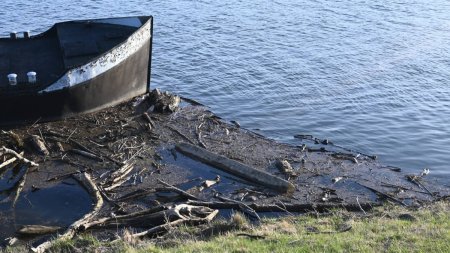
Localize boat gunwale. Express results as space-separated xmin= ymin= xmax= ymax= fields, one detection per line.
xmin=0 ymin=15 xmax=153 ymax=94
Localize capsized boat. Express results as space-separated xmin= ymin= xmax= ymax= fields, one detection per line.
xmin=0 ymin=16 xmax=153 ymax=125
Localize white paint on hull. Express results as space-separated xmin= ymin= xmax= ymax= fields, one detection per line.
xmin=40 ymin=20 xmax=151 ymax=93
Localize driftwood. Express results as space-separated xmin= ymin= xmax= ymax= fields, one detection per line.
xmin=128 ymin=204 xmax=219 ymax=239
xmin=166 ymin=125 xmax=196 ymax=145
xmin=157 ymin=179 xmax=200 ymax=200
xmin=0 ymin=147 xmax=38 ymax=167
xmin=103 ymin=163 xmax=135 ymax=191
xmin=215 ymin=195 xmax=261 ymax=221
xmin=275 ymin=159 xmax=295 ymax=176
xmin=116 ymin=188 xmax=157 ymax=202
xmin=82 ymin=204 xmax=218 ymax=239
xmin=175 ymin=143 xmax=295 ymax=193
xmin=69 ymin=149 xmax=103 ymax=161
xmin=355 ymin=182 xmax=407 ymax=206
xmin=306 ymin=224 xmax=352 ymax=234
xmin=0 ymin=154 xmax=20 ymax=169
xmin=186 ymin=200 xmax=378 ymax=213
xmin=32 ymin=173 xmax=103 ymax=253
xmin=12 ymin=167 xmax=29 ymax=207
xmin=142 ymin=112 xmax=155 ymax=130
xmin=200 ymin=175 xmax=221 ymax=190
xmin=236 ymin=233 xmax=266 ymax=240
xmin=17 ymin=225 xmax=60 ymax=236
xmin=2 ymin=130 xmax=24 ymax=148
xmin=180 ymin=96 xmax=204 ymax=106
xmin=81 ymin=205 xmax=167 ymax=230
xmin=46 ymin=170 xmax=80 ymax=182
xmin=406 ymin=175 xmax=434 ymax=197
xmin=29 ymin=135 xmax=49 ymax=156
xmin=147 ymin=89 xmax=181 ymax=113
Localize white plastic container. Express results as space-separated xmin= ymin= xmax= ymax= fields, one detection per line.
xmin=27 ymin=71 xmax=37 ymax=83
xmin=7 ymin=73 xmax=17 ymax=85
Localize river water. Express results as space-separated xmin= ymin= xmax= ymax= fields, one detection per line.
xmin=1 ymin=0 xmax=449 ymax=182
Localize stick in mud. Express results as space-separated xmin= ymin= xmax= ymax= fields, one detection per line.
xmin=0 ymin=155 xmax=19 ymax=169
xmin=12 ymin=167 xmax=29 ymax=208
xmin=0 ymin=147 xmax=38 ymax=167
xmin=157 ymin=179 xmax=200 ymax=200
xmin=215 ymin=195 xmax=261 ymax=221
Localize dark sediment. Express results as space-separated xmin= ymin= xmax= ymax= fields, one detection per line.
xmin=0 ymin=90 xmax=448 ymax=248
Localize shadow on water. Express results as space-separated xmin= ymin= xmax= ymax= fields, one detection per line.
xmin=0 ymin=166 xmax=92 ymax=242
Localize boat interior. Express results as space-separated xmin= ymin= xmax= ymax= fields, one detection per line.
xmin=0 ymin=17 xmax=149 ymax=92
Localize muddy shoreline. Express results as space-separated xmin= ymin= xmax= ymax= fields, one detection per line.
xmin=0 ymin=90 xmax=448 ymax=249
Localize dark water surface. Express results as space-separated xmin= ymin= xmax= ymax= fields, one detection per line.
xmin=1 ymin=0 xmax=449 ymax=182
xmin=0 ymin=171 xmax=92 ymax=241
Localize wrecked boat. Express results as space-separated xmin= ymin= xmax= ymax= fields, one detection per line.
xmin=0 ymin=16 xmax=153 ymax=125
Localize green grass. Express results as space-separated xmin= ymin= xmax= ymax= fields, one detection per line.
xmin=3 ymin=202 xmax=449 ymax=253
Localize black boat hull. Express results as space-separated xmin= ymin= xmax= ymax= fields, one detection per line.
xmin=0 ymin=16 xmax=152 ymax=125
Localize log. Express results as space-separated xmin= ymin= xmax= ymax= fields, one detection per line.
xmin=81 ymin=205 xmax=167 ymax=230
xmin=82 ymin=204 xmax=217 ymax=233
xmin=175 ymin=143 xmax=295 ymax=193
xmin=17 ymin=225 xmax=60 ymax=236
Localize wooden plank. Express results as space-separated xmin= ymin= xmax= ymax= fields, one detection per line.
xmin=175 ymin=143 xmax=295 ymax=193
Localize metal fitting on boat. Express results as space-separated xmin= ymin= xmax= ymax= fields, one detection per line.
xmin=10 ymin=32 xmax=17 ymax=39
xmin=27 ymin=71 xmax=37 ymax=83
xmin=7 ymin=73 xmax=17 ymax=85
xmin=24 ymin=31 xmax=30 ymax=39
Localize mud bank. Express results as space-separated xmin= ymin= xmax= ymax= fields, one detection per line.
xmin=0 ymin=90 xmax=448 ymax=250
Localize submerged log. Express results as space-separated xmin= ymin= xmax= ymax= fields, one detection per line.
xmin=175 ymin=143 xmax=295 ymax=193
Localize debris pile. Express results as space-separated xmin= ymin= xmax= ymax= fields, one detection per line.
xmin=0 ymin=89 xmax=448 ymax=251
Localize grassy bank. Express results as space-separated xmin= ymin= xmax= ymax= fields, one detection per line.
xmin=3 ymin=201 xmax=449 ymax=253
